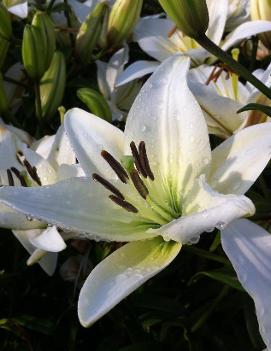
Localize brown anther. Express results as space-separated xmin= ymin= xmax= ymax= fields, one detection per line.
xmin=205 ymin=66 xmax=219 ymax=85
xmin=101 ymin=150 xmax=129 ymax=183
xmin=168 ymin=25 xmax=177 ymax=38
xmin=16 ymin=151 xmax=24 ymax=166
xmin=31 ymin=166 xmax=42 ymax=186
xmin=130 ymin=169 xmax=149 ymax=199
xmin=7 ymin=169 xmax=14 ymax=186
xmin=23 ymin=159 xmax=41 ymax=185
xmin=138 ymin=141 xmax=155 ymax=181
xmin=92 ymin=173 xmax=125 ymax=200
xmin=109 ymin=195 xmax=138 ymax=213
xmin=10 ymin=167 xmax=27 ymax=187
xmin=206 ymin=64 xmax=235 ymax=85
xmin=130 ymin=141 xmax=147 ymax=178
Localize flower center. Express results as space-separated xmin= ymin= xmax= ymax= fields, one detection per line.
xmin=205 ymin=49 xmax=241 ymax=102
xmin=92 ymin=141 xmax=180 ymax=228
xmin=3 ymin=150 xmax=42 ymax=187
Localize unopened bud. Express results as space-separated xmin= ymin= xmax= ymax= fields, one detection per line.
xmin=32 ymin=12 xmax=56 ymax=68
xmin=159 ymin=0 xmax=209 ymax=39
xmin=76 ymin=2 xmax=108 ymax=63
xmin=77 ymin=87 xmax=112 ymax=122
xmin=107 ymin=0 xmax=143 ymax=49
xmin=39 ymin=51 xmax=66 ymax=120
xmin=0 ymin=3 xmax=12 ymax=69
xmin=251 ymin=0 xmax=271 ymax=49
xmin=22 ymin=24 xmax=47 ymax=79
xmin=0 ymin=3 xmax=12 ymax=40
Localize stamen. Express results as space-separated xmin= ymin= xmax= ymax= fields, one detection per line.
xmin=10 ymin=167 xmax=27 ymax=186
xmin=130 ymin=169 xmax=149 ymax=199
xmin=16 ymin=150 xmax=24 ymax=165
xmin=31 ymin=166 xmax=42 ymax=186
xmin=101 ymin=150 xmax=129 ymax=183
xmin=6 ymin=169 xmax=14 ymax=186
xmin=92 ymin=173 xmax=125 ymax=200
xmin=23 ymin=159 xmax=41 ymax=185
xmin=130 ymin=141 xmax=147 ymax=178
xmin=138 ymin=141 xmax=155 ymax=181
xmin=168 ymin=25 xmax=177 ymax=38
xmin=109 ymin=195 xmax=138 ymax=213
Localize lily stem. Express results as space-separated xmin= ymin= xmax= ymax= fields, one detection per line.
xmin=191 ymin=285 xmax=229 ymax=333
xmin=34 ymin=81 xmax=42 ymax=121
xmin=196 ymin=34 xmax=271 ymax=100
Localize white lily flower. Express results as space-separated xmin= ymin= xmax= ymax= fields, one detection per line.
xmin=0 ymin=121 xmax=84 ymax=275
xmin=188 ymin=61 xmax=271 ymax=138
xmin=117 ymin=0 xmax=271 ymax=86
xmin=97 ymin=45 xmax=142 ymax=121
xmin=0 ymin=55 xmax=270 ymax=346
xmin=221 ymin=219 xmax=271 ymax=351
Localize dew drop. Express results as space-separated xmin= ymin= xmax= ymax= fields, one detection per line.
xmin=216 ymin=221 xmax=226 ymax=230
xmin=163 ymin=233 xmax=171 ymax=242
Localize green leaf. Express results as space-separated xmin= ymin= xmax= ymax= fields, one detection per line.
xmin=190 ymin=270 xmax=244 ymax=291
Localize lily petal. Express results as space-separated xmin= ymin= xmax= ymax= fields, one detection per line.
xmin=124 ymin=55 xmax=211 ymax=196
xmin=206 ymin=0 xmax=228 ymax=45
xmin=116 ymin=60 xmax=159 ymax=87
xmin=134 ymin=17 xmax=177 ymax=62
xmin=208 ymin=123 xmax=271 ymax=195
xmin=222 ymin=21 xmax=271 ymax=51
xmin=155 ymin=177 xmax=254 ymax=244
xmin=188 ymin=78 xmax=245 ymax=138
xmin=30 ymin=226 xmax=66 ymax=252
xmin=78 ymin=237 xmax=181 ymax=327
xmin=47 ymin=125 xmax=76 ymax=168
xmin=221 ymin=219 xmax=271 ymax=351
xmin=8 ymin=1 xmax=28 ymax=18
xmin=0 ymin=203 xmax=45 ymax=230
xmin=0 ymin=178 xmax=156 ymax=242
xmin=13 ymin=230 xmax=57 ymax=276
xmin=64 ymin=108 xmax=124 ymax=179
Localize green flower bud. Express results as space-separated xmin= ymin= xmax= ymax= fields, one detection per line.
xmin=39 ymin=51 xmax=66 ymax=120
xmin=251 ymin=0 xmax=271 ymax=49
xmin=76 ymin=1 xmax=108 ymax=63
xmin=77 ymin=87 xmax=112 ymax=122
xmin=107 ymin=0 xmax=143 ymax=49
xmin=159 ymin=0 xmax=209 ymax=39
xmin=0 ymin=38 xmax=10 ymax=70
xmin=0 ymin=3 xmax=12 ymax=40
xmin=22 ymin=24 xmax=47 ymax=79
xmin=0 ymin=73 xmax=9 ymax=114
xmin=0 ymin=3 xmax=12 ymax=69
xmin=32 ymin=12 xmax=56 ymax=68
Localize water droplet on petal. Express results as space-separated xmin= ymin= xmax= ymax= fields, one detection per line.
xmin=163 ymin=234 xmax=171 ymax=242
xmin=216 ymin=221 xmax=226 ymax=230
